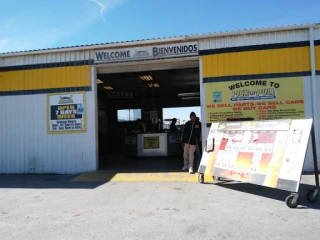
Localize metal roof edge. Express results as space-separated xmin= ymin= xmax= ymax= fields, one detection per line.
xmin=186 ymin=23 xmax=320 ymax=40
xmin=1 ymin=23 xmax=319 ymax=58
xmin=0 ymin=36 xmax=188 ymax=58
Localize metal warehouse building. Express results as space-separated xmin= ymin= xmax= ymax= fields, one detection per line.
xmin=0 ymin=23 xmax=320 ymax=174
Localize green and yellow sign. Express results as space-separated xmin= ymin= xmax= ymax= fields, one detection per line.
xmin=144 ymin=137 xmax=160 ymax=149
xmin=205 ymin=77 xmax=305 ymax=123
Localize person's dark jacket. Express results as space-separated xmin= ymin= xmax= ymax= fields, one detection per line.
xmin=181 ymin=120 xmax=201 ymax=145
xmin=170 ymin=122 xmax=178 ymax=132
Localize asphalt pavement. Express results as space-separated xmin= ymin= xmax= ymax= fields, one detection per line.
xmin=0 ymin=174 xmax=319 ymax=240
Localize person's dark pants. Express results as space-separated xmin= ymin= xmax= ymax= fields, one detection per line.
xmin=194 ymin=142 xmax=202 ymax=171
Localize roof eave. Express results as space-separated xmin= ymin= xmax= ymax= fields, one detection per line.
xmin=1 ymin=23 xmax=319 ymax=58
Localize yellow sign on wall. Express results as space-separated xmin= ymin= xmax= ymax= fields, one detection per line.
xmin=205 ymin=77 xmax=305 ymax=123
xmin=144 ymin=137 xmax=160 ymax=149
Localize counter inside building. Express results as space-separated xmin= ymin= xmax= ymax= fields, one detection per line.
xmin=124 ymin=132 xmax=183 ymax=157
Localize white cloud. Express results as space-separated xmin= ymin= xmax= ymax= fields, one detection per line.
xmin=89 ymin=0 xmax=106 ymax=22
xmin=89 ymin=0 xmax=127 ymax=22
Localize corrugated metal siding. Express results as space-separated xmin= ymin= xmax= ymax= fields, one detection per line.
xmin=0 ymin=65 xmax=97 ymax=174
xmin=202 ymin=47 xmax=310 ymax=78
xmin=0 ymin=50 xmax=92 ymax=67
xmin=0 ymin=89 xmax=96 ymax=174
xmin=314 ymin=28 xmax=320 ymax=40
xmin=0 ymin=65 xmax=91 ymax=92
xmin=199 ymin=30 xmax=309 ymax=50
xmin=316 ymin=46 xmax=320 ymax=71
xmin=302 ymin=76 xmax=316 ymax=171
xmin=199 ymin=28 xmax=319 ymax=172
xmin=311 ymin=75 xmax=320 ymax=171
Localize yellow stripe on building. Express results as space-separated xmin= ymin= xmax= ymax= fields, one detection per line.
xmin=315 ymin=45 xmax=320 ymax=71
xmin=0 ymin=65 xmax=91 ymax=92
xmin=202 ymin=46 xmax=311 ymax=78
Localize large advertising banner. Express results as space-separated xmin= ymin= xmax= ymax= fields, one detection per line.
xmin=205 ymin=77 xmax=305 ymax=124
xmin=47 ymin=92 xmax=86 ymax=134
xmin=198 ymin=119 xmax=312 ymax=192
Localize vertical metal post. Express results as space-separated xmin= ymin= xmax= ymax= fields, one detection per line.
xmin=199 ymin=56 xmax=206 ymax=142
xmin=311 ymin=123 xmax=320 ymax=187
xmin=92 ymin=66 xmax=99 ymax=170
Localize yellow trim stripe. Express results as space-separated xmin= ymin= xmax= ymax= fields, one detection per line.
xmin=0 ymin=65 xmax=91 ymax=92
xmin=202 ymin=47 xmax=311 ymax=79
xmin=315 ymin=45 xmax=320 ymax=71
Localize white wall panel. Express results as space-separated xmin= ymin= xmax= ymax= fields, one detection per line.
xmin=199 ymin=30 xmax=309 ymax=50
xmin=314 ymin=28 xmax=320 ymax=40
xmin=0 ymin=89 xmax=97 ymax=174
xmin=302 ymin=77 xmax=316 ymax=172
xmin=311 ymin=75 xmax=320 ymax=171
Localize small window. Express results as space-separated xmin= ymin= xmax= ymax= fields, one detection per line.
xmin=117 ymin=109 xmax=141 ymax=122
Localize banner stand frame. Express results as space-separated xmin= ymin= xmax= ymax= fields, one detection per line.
xmin=284 ymin=123 xmax=319 ymax=208
xmin=198 ymin=118 xmax=319 ymax=209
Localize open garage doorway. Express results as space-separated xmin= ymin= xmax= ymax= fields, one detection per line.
xmin=96 ymin=57 xmax=201 ymax=172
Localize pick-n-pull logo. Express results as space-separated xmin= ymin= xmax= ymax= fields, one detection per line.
xmin=230 ymin=88 xmax=276 ymax=102
xmin=58 ymin=95 xmax=73 ymax=104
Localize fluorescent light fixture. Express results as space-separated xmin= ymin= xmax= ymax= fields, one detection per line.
xmin=181 ymin=96 xmax=200 ymax=100
xmin=178 ymin=92 xmax=200 ymax=97
xmin=103 ymin=86 xmax=114 ymax=90
xmin=97 ymin=79 xmax=103 ymax=84
xmin=148 ymin=83 xmax=159 ymax=88
xmin=139 ymin=75 xmax=153 ymax=81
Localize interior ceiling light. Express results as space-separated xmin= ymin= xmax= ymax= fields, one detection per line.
xmin=178 ymin=92 xmax=200 ymax=97
xmin=139 ymin=75 xmax=153 ymax=81
xmin=181 ymin=96 xmax=200 ymax=100
xmin=148 ymin=83 xmax=160 ymax=88
xmin=97 ymin=79 xmax=104 ymax=84
xmin=103 ymin=86 xmax=114 ymax=90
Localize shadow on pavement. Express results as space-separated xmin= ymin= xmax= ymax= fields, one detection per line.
xmin=0 ymin=156 xmax=189 ymax=189
xmin=0 ymin=174 xmax=106 ymax=189
xmin=213 ymin=179 xmax=320 ymax=210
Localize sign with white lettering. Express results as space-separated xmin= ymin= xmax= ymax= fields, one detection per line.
xmin=47 ymin=92 xmax=86 ymax=134
xmin=94 ymin=42 xmax=198 ymax=63
xmin=107 ymin=92 xmax=133 ymax=99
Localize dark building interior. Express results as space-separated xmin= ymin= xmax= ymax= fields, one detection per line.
xmin=97 ymin=67 xmax=200 ymax=169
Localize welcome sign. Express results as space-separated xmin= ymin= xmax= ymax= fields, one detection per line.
xmin=94 ymin=42 xmax=198 ymax=63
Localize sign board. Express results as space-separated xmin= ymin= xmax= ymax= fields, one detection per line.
xmin=107 ymin=92 xmax=133 ymax=99
xmin=47 ymin=92 xmax=86 ymax=134
xmin=205 ymin=77 xmax=305 ymax=123
xmin=199 ymin=119 xmax=312 ymax=192
xmin=94 ymin=42 xmax=198 ymax=63
xmin=144 ymin=137 xmax=160 ymax=149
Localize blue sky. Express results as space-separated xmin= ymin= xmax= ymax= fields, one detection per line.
xmin=0 ymin=0 xmax=319 ymax=53
xmin=163 ymin=107 xmax=201 ymax=124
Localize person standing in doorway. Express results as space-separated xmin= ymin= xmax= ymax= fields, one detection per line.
xmin=170 ymin=118 xmax=178 ymax=132
xmin=181 ymin=112 xmax=201 ymax=174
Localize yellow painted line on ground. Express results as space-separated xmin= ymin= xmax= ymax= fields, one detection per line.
xmin=71 ymin=171 xmax=214 ymax=183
